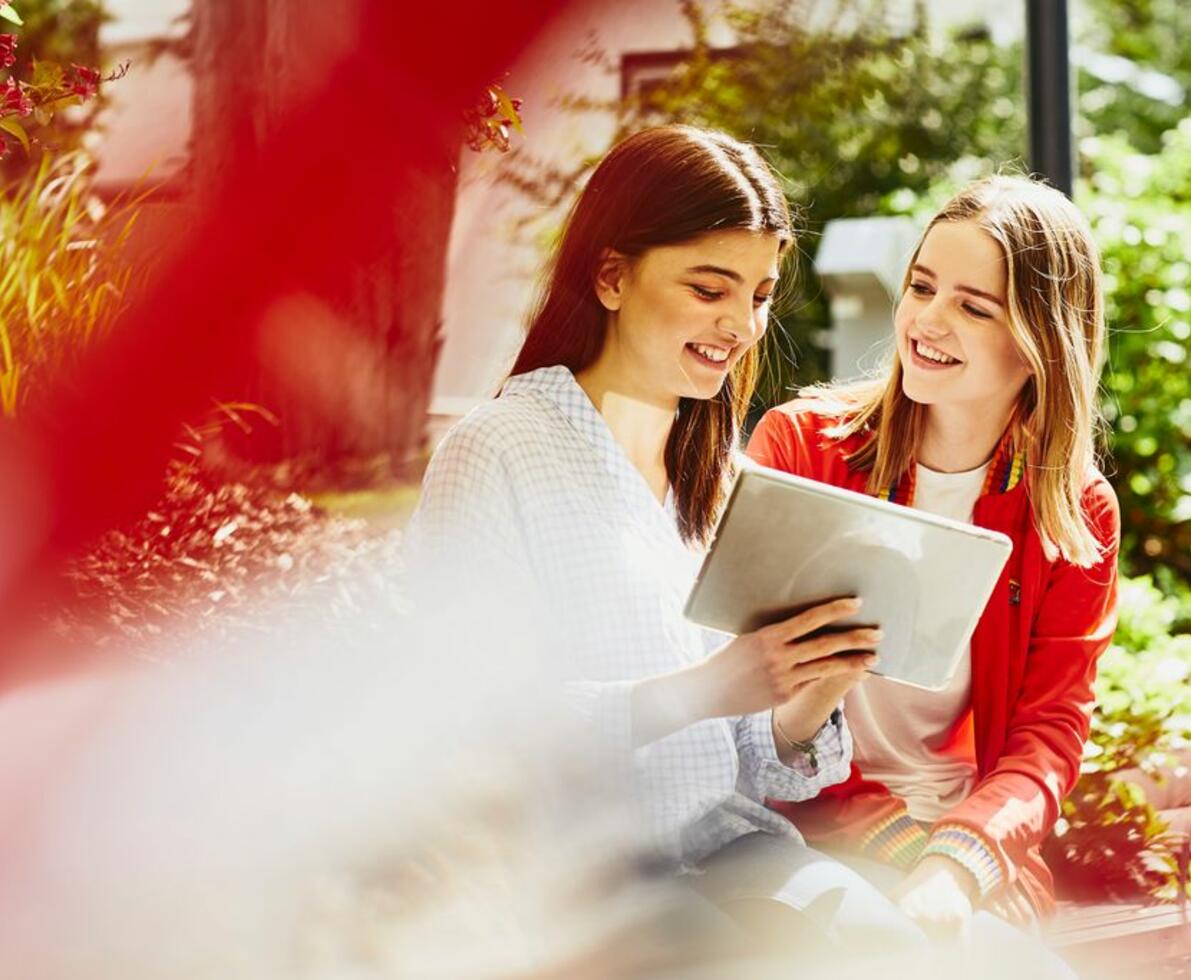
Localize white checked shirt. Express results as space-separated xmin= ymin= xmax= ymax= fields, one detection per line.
xmin=406 ymin=365 xmax=851 ymax=868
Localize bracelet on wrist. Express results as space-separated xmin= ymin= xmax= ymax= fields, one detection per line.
xmin=774 ymin=712 xmax=819 ymax=768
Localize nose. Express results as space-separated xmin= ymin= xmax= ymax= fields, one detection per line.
xmin=717 ymin=299 xmax=761 ymax=344
xmin=915 ymin=296 xmax=950 ymax=337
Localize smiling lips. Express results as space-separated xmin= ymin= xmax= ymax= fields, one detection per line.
xmin=911 ymin=338 xmax=962 ymax=367
xmin=687 ymin=342 xmax=732 ymax=367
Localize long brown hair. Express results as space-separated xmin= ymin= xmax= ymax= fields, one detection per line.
xmin=511 ymin=126 xmax=794 ymax=544
xmin=805 ymin=175 xmax=1107 ymax=566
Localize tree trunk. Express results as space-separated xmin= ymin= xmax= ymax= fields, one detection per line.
xmin=188 ymin=0 xmax=457 ymax=477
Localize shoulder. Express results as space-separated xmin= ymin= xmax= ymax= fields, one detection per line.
xmin=747 ymin=397 xmax=867 ymax=473
xmin=1079 ymin=467 xmax=1121 ymax=546
xmin=762 ymin=397 xmax=855 ymax=436
xmin=431 ymin=394 xmax=554 ymax=468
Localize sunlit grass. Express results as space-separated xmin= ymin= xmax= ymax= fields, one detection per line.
xmin=0 ymin=151 xmax=145 ymax=416
xmin=307 ymin=483 xmax=423 ymax=530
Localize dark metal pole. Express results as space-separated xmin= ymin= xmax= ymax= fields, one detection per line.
xmin=1025 ymin=0 xmax=1073 ymax=196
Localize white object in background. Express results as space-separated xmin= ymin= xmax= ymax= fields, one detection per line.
xmin=815 ymin=216 xmax=921 ymax=381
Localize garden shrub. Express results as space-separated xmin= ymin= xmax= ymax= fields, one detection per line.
xmin=1043 ymin=575 xmax=1191 ymax=901
xmin=53 ymin=448 xmax=405 ymax=655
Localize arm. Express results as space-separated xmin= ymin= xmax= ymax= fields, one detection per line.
xmin=416 ymin=415 xmax=876 ymax=758
xmin=628 ymin=601 xmax=877 ymax=749
xmin=404 ymin=415 xmax=534 ymax=595
xmin=734 ymin=706 xmax=854 ymax=803
xmin=916 ymin=482 xmax=1121 ymax=900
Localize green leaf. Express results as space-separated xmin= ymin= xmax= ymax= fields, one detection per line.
xmin=0 ymin=4 xmax=23 ymax=26
xmin=0 ymin=116 xmax=30 ymax=154
xmin=30 ymin=61 xmax=64 ymax=90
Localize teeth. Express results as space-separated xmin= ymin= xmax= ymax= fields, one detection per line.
xmin=915 ymin=340 xmax=959 ymax=365
xmin=691 ymin=344 xmax=729 ymax=363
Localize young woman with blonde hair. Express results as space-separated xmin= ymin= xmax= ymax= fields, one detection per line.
xmin=748 ymin=175 xmax=1120 ymax=938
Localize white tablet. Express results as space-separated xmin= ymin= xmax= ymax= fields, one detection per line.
xmin=684 ymin=464 xmax=1013 ymax=690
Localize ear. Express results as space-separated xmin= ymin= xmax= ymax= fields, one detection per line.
xmin=593 ymin=249 xmax=629 ymax=312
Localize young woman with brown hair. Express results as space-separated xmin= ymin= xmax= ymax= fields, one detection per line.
xmin=407 ymin=125 xmax=924 ymax=960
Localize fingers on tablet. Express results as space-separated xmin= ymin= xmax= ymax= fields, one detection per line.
xmin=775 ymin=596 xmax=863 ymax=642
xmin=798 ymin=628 xmax=882 ymax=663
xmin=792 ymin=650 xmax=873 ymax=684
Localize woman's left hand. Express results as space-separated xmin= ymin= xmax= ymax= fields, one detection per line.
xmin=888 ymin=855 xmax=976 ymax=940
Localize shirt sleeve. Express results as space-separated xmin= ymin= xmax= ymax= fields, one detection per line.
xmin=734 ymin=707 xmax=853 ymax=802
xmin=562 ymin=679 xmax=636 ymax=765
xmin=404 ymin=414 xmax=533 ymax=586
xmin=407 ymin=414 xmax=639 ymax=759
xmin=404 ymin=413 xmax=566 ymax=710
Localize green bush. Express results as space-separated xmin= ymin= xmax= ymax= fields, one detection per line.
xmin=1076 ymin=0 xmax=1190 ymax=154
xmin=1043 ymin=574 xmax=1191 ymax=902
xmin=1081 ymin=124 xmax=1191 ymax=584
xmin=1088 ymin=575 xmax=1191 ymax=774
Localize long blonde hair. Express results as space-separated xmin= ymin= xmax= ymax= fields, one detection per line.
xmin=805 ymin=175 xmax=1107 ymax=567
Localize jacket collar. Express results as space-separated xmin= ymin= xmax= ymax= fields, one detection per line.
xmin=874 ymin=425 xmax=1024 ymax=507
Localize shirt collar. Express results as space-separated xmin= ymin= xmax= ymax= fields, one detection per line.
xmin=501 ymin=365 xmax=676 ymax=525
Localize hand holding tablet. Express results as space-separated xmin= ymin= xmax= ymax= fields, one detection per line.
xmin=685 ymin=465 xmax=1013 ymax=690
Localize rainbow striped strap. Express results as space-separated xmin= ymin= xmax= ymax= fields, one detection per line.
xmin=876 ymin=464 xmax=916 ymax=505
xmin=859 ymin=811 xmax=930 ymax=870
xmin=921 ymin=824 xmax=1005 ymax=899
xmin=981 ymin=445 xmax=1025 ymax=497
xmin=877 ymin=430 xmax=1023 ymax=506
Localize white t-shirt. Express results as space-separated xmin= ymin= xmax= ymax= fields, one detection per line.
xmin=843 ymin=460 xmax=990 ymax=822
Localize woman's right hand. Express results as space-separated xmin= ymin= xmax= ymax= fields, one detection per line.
xmin=697 ymin=597 xmax=880 ymax=718
xmin=630 ymin=597 xmax=879 ymax=747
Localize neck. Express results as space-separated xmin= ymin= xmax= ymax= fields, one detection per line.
xmin=576 ymin=359 xmax=677 ymax=502
xmin=918 ymin=402 xmax=1014 ymax=473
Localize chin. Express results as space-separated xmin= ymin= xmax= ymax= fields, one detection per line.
xmin=899 ymin=370 xmax=939 ymax=406
xmin=685 ymin=378 xmax=729 ymax=401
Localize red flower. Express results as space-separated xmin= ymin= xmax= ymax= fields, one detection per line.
xmin=69 ymin=64 xmax=102 ymax=99
xmin=1 ymin=76 xmax=30 ymax=116
xmin=0 ymin=134 xmax=7 ymax=160
xmin=0 ymin=33 xmax=16 ymax=69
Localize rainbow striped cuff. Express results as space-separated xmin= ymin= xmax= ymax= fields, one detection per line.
xmin=859 ymin=811 xmax=930 ymax=870
xmin=921 ymin=824 xmax=1004 ymax=899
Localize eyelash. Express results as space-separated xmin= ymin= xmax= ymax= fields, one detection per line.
xmin=908 ymin=282 xmax=992 ymax=320
xmin=690 ymin=284 xmax=772 ymax=308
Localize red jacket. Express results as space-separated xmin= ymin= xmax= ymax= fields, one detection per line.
xmin=746 ymin=402 xmax=1120 ymax=919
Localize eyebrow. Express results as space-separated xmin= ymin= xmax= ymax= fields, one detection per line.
xmin=684 ymin=264 xmax=777 ymax=286
xmin=911 ymin=263 xmax=1004 ymax=307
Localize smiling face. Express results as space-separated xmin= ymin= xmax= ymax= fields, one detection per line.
xmin=592 ymin=229 xmax=782 ymax=405
xmin=895 ymin=220 xmax=1032 ymax=414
